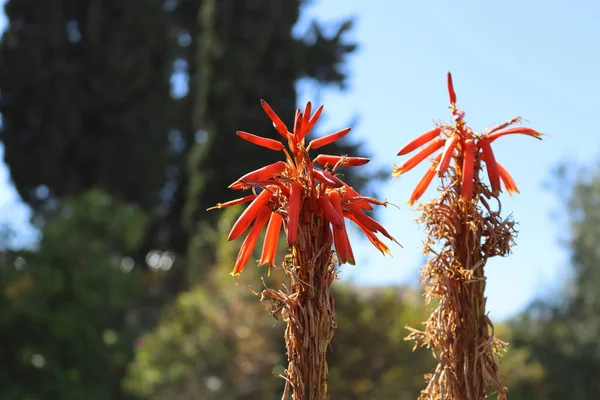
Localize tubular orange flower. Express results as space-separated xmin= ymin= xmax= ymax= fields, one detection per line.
xmin=229 ymin=161 xmax=287 ymax=190
xmin=436 ymin=134 xmax=459 ymax=176
xmin=230 ymin=179 xmax=290 ymax=195
xmin=392 ymin=137 xmax=445 ymax=176
xmin=346 ymin=213 xmax=390 ymax=255
xmin=228 ymin=189 xmax=272 ymax=241
xmin=313 ymin=167 xmax=345 ymax=188
xmin=343 ymin=207 xmax=397 ymax=243
xmin=328 ymin=190 xmax=355 ymax=265
xmin=314 ymin=154 xmax=370 ymax=167
xmin=317 ymin=194 xmax=344 ymax=229
xmin=259 ymin=212 xmax=283 ymax=267
xmin=261 ymin=99 xmax=289 ymax=138
xmin=301 ymin=101 xmax=312 ymax=132
xmin=293 ymin=109 xmax=303 ymax=139
xmin=345 ymin=196 xmax=389 ymax=208
xmin=302 ymin=104 xmax=323 ymax=140
xmin=447 ymin=71 xmax=457 ymax=104
xmin=408 ymin=154 xmax=442 ymax=206
xmin=397 ymin=127 xmax=442 ymax=156
xmin=237 ymin=131 xmax=285 ymax=151
xmin=232 ymin=206 xmax=271 ymax=275
xmin=343 ymin=184 xmax=373 ymax=210
xmin=497 ymin=162 xmax=520 ymax=194
xmin=486 ymin=126 xmax=543 ymax=143
xmin=480 ymin=138 xmax=501 ymax=196
xmin=461 ymin=139 xmax=475 ymax=201
xmin=207 ymin=194 xmax=257 ymax=210
xmin=308 ymin=127 xmax=352 ymax=150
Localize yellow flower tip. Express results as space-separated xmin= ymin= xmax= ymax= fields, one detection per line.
xmin=391 ymin=168 xmax=404 ymax=177
xmin=374 ymin=243 xmax=393 ymax=257
xmin=507 ymin=188 xmax=521 ymax=196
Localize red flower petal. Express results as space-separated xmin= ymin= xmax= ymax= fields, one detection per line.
xmin=259 ymin=212 xmax=283 ymax=266
xmin=480 ymin=138 xmax=501 ymax=196
xmin=308 ymin=127 xmax=351 ymax=150
xmin=261 ymin=100 xmax=289 ymax=138
xmin=408 ymin=154 xmax=442 ymax=206
xmin=486 ymin=127 xmax=543 ymax=143
xmin=228 ymin=189 xmax=272 ymax=241
xmin=436 ymin=134 xmax=459 ymax=176
xmin=229 ymin=161 xmax=287 ymax=190
xmin=302 ymin=104 xmax=324 ymax=140
xmin=397 ymin=127 xmax=442 ymax=156
xmin=314 ymin=154 xmax=370 ymax=167
xmin=207 ymin=194 xmax=257 ymax=211
xmin=232 ymin=207 xmax=271 ymax=276
xmin=346 ymin=213 xmax=390 ymax=255
xmin=328 ymin=190 xmax=355 ymax=265
xmin=393 ymin=137 xmax=445 ymax=176
xmin=237 ymin=131 xmax=284 ymax=151
xmin=447 ymin=72 xmax=457 ymax=104
xmin=497 ymin=162 xmax=520 ymax=195
xmin=461 ymin=139 xmax=476 ymax=200
xmin=313 ymin=168 xmax=345 ymax=188
xmin=286 ymin=181 xmax=303 ymax=245
xmin=318 ymin=192 xmax=344 ymax=229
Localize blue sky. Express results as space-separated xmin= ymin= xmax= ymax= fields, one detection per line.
xmin=0 ymin=1 xmax=598 ymax=320
xmin=294 ymin=0 xmax=600 ymax=320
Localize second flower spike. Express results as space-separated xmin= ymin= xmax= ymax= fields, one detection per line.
xmin=393 ymin=72 xmax=543 ymax=205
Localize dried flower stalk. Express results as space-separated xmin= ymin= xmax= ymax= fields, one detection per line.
xmin=211 ymin=100 xmax=396 ymax=399
xmin=395 ymin=73 xmax=543 ymax=400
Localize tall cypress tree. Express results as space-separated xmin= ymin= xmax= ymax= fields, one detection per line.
xmin=0 ymin=0 xmax=172 ymax=213
xmin=0 ymin=0 xmax=364 ymax=257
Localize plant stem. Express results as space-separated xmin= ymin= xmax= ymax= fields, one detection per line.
xmin=262 ymin=214 xmax=336 ymax=400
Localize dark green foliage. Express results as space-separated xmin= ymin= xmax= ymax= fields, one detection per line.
xmin=124 ymin=207 xmax=286 ymax=399
xmin=0 ymin=0 xmax=172 ymax=213
xmin=124 ymin=284 xmax=286 ymax=400
xmin=0 ymin=190 xmax=147 ymax=400
xmin=327 ymin=285 xmax=434 ymax=399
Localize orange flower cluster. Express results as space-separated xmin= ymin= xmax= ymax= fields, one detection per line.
xmin=210 ymin=100 xmax=396 ymax=276
xmin=393 ymin=72 xmax=543 ymax=205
